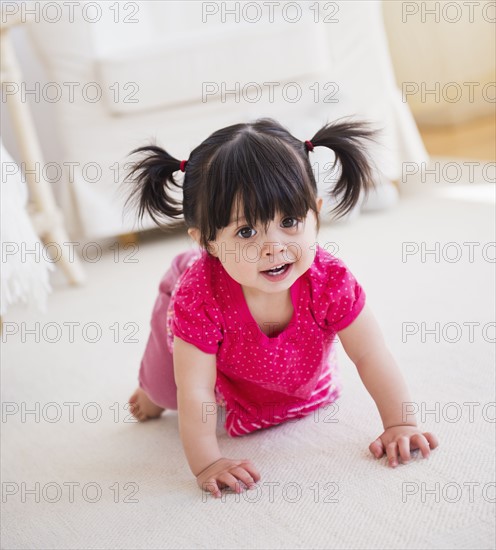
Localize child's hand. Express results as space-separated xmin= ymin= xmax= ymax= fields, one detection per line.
xmin=196 ymin=457 xmax=261 ymax=498
xmin=369 ymin=425 xmax=439 ymax=468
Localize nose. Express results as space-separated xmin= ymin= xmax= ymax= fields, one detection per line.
xmin=261 ymin=240 xmax=287 ymax=258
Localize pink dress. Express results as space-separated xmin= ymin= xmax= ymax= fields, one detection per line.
xmin=159 ymin=245 xmax=365 ymax=437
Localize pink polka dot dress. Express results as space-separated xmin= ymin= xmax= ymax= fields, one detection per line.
xmin=166 ymin=245 xmax=366 ymax=437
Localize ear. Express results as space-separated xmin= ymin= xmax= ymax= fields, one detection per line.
xmin=187 ymin=227 xmax=201 ymax=245
xmin=188 ymin=227 xmax=217 ymax=257
xmin=316 ymin=197 xmax=323 ymax=213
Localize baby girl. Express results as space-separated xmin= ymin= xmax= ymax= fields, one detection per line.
xmin=125 ymin=118 xmax=439 ymax=498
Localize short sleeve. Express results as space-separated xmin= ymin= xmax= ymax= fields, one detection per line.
xmin=324 ymin=259 xmax=366 ymax=333
xmin=170 ymin=288 xmax=223 ymax=354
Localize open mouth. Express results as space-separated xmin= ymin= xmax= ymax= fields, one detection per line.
xmin=261 ymin=263 xmax=291 ymax=276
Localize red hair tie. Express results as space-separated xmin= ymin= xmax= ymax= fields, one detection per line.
xmin=304 ymin=140 xmax=314 ymax=152
xmin=179 ymin=160 xmax=188 ymax=172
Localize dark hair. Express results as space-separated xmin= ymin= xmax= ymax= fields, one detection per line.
xmin=124 ymin=117 xmax=378 ymax=253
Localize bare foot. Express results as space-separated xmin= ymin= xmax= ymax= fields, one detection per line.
xmin=129 ymin=387 xmax=165 ymax=421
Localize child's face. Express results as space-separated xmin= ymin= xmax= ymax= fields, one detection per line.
xmin=189 ymin=198 xmax=323 ymax=299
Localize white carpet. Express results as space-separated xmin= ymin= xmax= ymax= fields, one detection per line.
xmin=1 ymin=162 xmax=495 ymax=549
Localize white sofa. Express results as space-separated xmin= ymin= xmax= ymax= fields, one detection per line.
xmin=22 ymin=0 xmax=428 ymax=239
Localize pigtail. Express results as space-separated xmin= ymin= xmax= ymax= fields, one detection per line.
xmin=124 ymin=145 xmax=183 ymax=226
xmin=310 ymin=120 xmax=379 ymax=218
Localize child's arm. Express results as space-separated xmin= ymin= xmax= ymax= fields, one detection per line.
xmin=173 ymin=336 xmax=222 ymax=473
xmin=173 ymin=336 xmax=261 ymax=496
xmin=337 ymin=305 xmax=439 ymax=467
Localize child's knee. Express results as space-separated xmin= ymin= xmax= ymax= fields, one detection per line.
xmin=143 ymin=384 xmax=177 ymax=410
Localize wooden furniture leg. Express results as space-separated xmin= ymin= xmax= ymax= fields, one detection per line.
xmin=0 ymin=13 xmax=85 ymax=285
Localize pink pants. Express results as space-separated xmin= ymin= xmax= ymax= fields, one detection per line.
xmin=138 ymin=249 xmax=200 ymax=410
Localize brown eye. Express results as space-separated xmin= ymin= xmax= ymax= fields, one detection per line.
xmin=237 ymin=227 xmax=256 ymax=239
xmin=281 ymin=217 xmax=299 ymax=228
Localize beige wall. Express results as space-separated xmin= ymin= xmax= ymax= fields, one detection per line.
xmin=383 ymin=0 xmax=495 ymax=125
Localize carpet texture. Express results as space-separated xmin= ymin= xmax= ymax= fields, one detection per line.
xmin=1 ymin=163 xmax=495 ymax=549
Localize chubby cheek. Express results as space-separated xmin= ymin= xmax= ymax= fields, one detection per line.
xmin=291 ymin=241 xmax=315 ymax=266
xmin=222 ymin=258 xmax=256 ymax=283
xmin=296 ymin=255 xmax=312 ymax=275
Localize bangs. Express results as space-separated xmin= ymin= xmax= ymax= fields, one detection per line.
xmin=202 ymin=132 xmax=317 ymax=240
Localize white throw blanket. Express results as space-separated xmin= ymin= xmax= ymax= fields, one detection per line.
xmin=0 ymin=139 xmax=52 ymax=315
